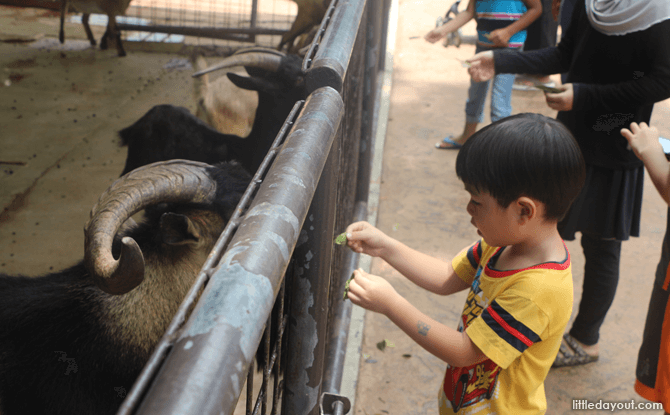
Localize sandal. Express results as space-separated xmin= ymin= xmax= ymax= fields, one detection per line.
xmin=435 ymin=136 xmax=463 ymax=150
xmin=552 ymin=334 xmax=599 ymax=368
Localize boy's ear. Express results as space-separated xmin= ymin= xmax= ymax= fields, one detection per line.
xmin=516 ymin=197 xmax=537 ymax=223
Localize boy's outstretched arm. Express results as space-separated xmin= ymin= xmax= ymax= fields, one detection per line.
xmin=621 ymin=122 xmax=670 ymax=205
xmin=347 ymin=269 xmax=485 ymax=367
xmin=424 ymin=0 xmax=475 ymax=44
xmin=345 ymin=221 xmax=470 ymax=296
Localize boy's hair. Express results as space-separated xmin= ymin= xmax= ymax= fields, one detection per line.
xmin=455 ymin=113 xmax=585 ymax=221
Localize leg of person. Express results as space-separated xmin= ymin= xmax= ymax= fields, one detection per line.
xmin=436 ymin=45 xmax=487 ymax=150
xmin=554 ymin=233 xmax=621 ymax=367
xmin=435 ymin=78 xmax=486 ymax=149
xmin=515 ymin=0 xmax=557 ymax=88
xmin=489 ymin=72 xmax=515 ymax=123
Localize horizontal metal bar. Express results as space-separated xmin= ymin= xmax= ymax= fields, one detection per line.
xmin=305 ymin=0 xmax=367 ymax=94
xmin=132 ymin=87 xmax=344 ymax=415
xmin=116 ymin=23 xmax=288 ymax=41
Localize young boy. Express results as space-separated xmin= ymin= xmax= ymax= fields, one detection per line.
xmin=621 ymin=122 xmax=670 ymax=414
xmin=345 ymin=113 xmax=585 ymax=414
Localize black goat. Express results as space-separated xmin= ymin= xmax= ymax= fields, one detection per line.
xmin=119 ymin=48 xmax=306 ymax=176
xmin=0 ymin=160 xmax=251 ymax=415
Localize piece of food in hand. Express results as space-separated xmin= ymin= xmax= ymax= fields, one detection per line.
xmin=534 ymin=84 xmax=563 ymax=94
xmin=334 ymin=232 xmax=348 ymax=245
xmin=343 ymin=273 xmax=355 ymax=300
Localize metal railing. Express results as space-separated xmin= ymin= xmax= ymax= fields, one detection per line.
xmin=116 ymin=0 xmax=391 ymax=413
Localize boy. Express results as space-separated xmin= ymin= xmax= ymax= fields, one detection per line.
xmin=424 ymin=0 xmax=541 ymax=149
xmin=345 ymin=113 xmax=585 ymax=414
xmin=621 ymin=122 xmax=670 ymax=413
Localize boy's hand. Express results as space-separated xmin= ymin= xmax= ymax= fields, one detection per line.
xmin=467 ymin=51 xmax=495 ymax=82
xmin=346 ymin=268 xmax=398 ymax=315
xmin=544 ymin=84 xmax=573 ymax=111
xmin=621 ymin=122 xmax=662 ymax=160
xmin=345 ymin=221 xmax=392 ymax=257
xmin=486 ymin=29 xmax=511 ymax=47
xmin=424 ymin=26 xmax=448 ymax=43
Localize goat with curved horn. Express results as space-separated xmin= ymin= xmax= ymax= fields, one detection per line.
xmin=84 ymin=160 xmax=218 ymax=295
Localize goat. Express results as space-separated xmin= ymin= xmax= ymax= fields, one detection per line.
xmin=193 ymin=55 xmax=258 ymax=138
xmin=0 ymin=160 xmax=251 ymax=415
xmin=119 ymin=48 xmax=306 ymax=176
xmin=278 ymin=0 xmax=329 ymax=52
xmin=60 ymin=0 xmax=132 ymax=57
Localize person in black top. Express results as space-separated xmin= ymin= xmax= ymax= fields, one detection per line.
xmin=465 ymin=0 xmax=670 ymax=367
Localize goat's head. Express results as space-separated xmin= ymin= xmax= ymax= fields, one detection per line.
xmin=84 ymin=160 xmax=248 ymax=295
xmin=192 ymin=48 xmax=307 ymax=103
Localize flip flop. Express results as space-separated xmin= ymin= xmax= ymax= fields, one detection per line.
xmin=552 ymin=334 xmax=599 ymax=368
xmin=435 ymin=136 xmax=463 ymax=150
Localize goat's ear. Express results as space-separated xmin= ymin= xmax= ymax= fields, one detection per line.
xmin=227 ymin=72 xmax=278 ymax=94
xmin=159 ymin=212 xmax=201 ymax=245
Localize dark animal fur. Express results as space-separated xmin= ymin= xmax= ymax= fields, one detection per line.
xmin=0 ymin=162 xmax=251 ymax=415
xmin=118 ymin=54 xmax=306 ymax=176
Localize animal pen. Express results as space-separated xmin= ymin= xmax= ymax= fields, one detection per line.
xmin=0 ymin=0 xmax=392 ymax=413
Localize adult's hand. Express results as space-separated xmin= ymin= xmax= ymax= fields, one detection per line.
xmin=545 ymin=84 xmax=574 ymax=111
xmin=467 ymin=51 xmax=495 ymax=82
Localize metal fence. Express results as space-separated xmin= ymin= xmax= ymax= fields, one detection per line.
xmin=114 ymin=0 xmax=392 ymax=413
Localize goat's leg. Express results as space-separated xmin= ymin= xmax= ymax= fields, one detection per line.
xmin=82 ymin=13 xmax=97 ymax=46
xmin=106 ymin=16 xmax=126 ymax=57
xmin=59 ymin=0 xmax=68 ymax=43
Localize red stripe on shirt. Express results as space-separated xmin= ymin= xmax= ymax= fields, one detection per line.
xmin=486 ymin=305 xmax=534 ymax=347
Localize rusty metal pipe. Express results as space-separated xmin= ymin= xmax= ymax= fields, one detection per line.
xmin=131 ymin=86 xmax=344 ymax=415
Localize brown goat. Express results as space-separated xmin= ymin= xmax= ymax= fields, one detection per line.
xmin=59 ymin=0 xmax=132 ymax=56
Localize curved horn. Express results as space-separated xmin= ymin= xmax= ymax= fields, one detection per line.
xmin=192 ymin=47 xmax=285 ymax=78
xmin=84 ymin=160 xmax=218 ymax=295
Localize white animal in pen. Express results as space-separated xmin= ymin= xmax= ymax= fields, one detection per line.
xmin=193 ymin=55 xmax=258 ymax=138
xmin=59 ymin=0 xmax=132 ymax=56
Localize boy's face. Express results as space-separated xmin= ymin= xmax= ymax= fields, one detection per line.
xmin=465 ymin=187 xmax=517 ymax=247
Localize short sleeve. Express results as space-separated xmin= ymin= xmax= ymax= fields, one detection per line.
xmin=466 ymin=295 xmax=549 ymax=369
xmin=451 ymin=240 xmax=484 ymax=285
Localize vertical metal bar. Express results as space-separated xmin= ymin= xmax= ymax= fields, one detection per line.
xmin=356 ymin=0 xmax=382 ymax=204
xmin=321 ymin=201 xmax=366 ymax=394
xmin=282 ymin=124 xmax=341 ymax=415
xmin=262 ymin=315 xmax=271 ymax=415
xmin=246 ymin=362 xmax=254 ymax=415
xmin=250 ymin=0 xmax=259 ymax=43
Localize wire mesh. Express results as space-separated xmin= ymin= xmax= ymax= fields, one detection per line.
xmin=120 ymin=0 xmax=297 ymax=48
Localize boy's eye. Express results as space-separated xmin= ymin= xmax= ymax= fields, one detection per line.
xmin=470 ymin=199 xmax=480 ymax=206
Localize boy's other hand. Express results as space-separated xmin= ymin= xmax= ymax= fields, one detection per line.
xmin=467 ymin=51 xmax=495 ymax=82
xmin=621 ymin=122 xmax=661 ymax=160
xmin=425 ymin=26 xmax=447 ymax=43
xmin=486 ymin=29 xmax=511 ymax=47
xmin=347 ymin=268 xmax=398 ymax=315
xmin=544 ymin=84 xmax=573 ymax=111
xmin=345 ymin=221 xmax=391 ymax=257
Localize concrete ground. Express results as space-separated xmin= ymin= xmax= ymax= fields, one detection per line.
xmin=348 ymin=0 xmax=669 ymax=414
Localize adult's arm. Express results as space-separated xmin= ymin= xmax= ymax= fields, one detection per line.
xmin=570 ymin=20 xmax=670 ymax=113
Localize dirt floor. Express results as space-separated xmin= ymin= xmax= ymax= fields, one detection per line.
xmin=2 ymin=1 xmax=670 ymax=415
xmin=350 ymin=1 xmax=670 ymax=414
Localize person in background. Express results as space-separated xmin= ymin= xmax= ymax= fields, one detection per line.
xmin=621 ymin=122 xmax=670 ymax=414
xmin=424 ymin=0 xmax=541 ymax=150
xmin=467 ymin=0 xmax=670 ymax=367
xmin=513 ymin=0 xmax=559 ymax=91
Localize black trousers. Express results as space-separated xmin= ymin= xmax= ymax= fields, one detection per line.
xmin=568 ymin=233 xmax=622 ymax=346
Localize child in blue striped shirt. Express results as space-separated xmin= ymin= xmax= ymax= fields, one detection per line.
xmin=425 ymin=0 xmax=541 ymax=150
